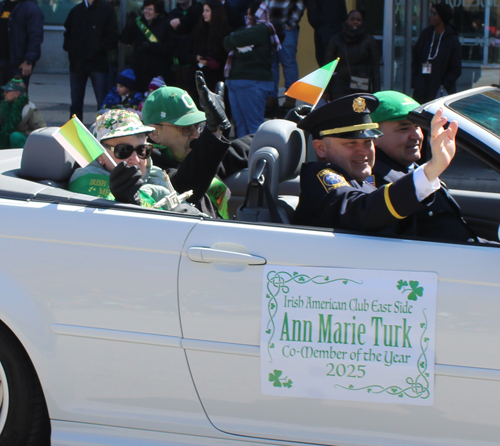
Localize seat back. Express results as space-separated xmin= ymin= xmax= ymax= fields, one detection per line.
xmin=20 ymin=127 xmax=77 ymax=188
xmin=237 ymin=119 xmax=306 ymax=224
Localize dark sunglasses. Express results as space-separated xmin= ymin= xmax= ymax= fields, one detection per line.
xmin=103 ymin=143 xmax=153 ymax=160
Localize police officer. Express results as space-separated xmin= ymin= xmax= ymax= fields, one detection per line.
xmin=370 ymin=90 xmax=477 ymax=242
xmin=294 ymin=93 xmax=458 ymax=235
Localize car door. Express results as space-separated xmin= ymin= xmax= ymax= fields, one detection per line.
xmin=0 ymin=200 xmax=211 ymax=433
xmin=179 ymin=219 xmax=500 ymax=445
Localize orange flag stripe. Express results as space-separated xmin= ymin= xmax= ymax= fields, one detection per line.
xmin=285 ymin=82 xmax=323 ymax=105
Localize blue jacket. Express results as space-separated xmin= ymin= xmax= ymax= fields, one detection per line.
xmin=0 ymin=0 xmax=44 ymax=65
xmin=101 ymin=87 xmax=144 ymax=110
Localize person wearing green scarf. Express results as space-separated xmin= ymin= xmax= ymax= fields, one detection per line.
xmin=0 ymin=77 xmax=46 ymax=149
xmin=142 ymin=72 xmax=233 ymax=219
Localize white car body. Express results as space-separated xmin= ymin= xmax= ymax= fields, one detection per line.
xmin=0 ymin=87 xmax=500 ymax=446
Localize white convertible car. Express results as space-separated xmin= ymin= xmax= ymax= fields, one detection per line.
xmin=0 ymin=87 xmax=499 ymax=446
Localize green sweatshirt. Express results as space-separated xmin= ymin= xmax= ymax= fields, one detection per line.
xmin=68 ymin=159 xmax=174 ymax=209
xmin=223 ymin=24 xmax=274 ymax=81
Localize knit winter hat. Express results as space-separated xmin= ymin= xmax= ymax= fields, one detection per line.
xmin=148 ymin=76 xmax=166 ymax=91
xmin=117 ymin=69 xmax=136 ymax=91
xmin=94 ymin=109 xmax=154 ymax=142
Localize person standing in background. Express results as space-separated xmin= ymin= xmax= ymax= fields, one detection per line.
xmin=265 ymin=0 xmax=304 ymax=112
xmin=0 ymin=0 xmax=44 ymax=90
xmin=63 ymin=0 xmax=119 ymax=121
xmin=169 ymin=0 xmax=203 ymax=89
xmin=223 ymin=1 xmax=279 ymax=137
xmin=411 ymin=2 xmax=461 ymax=103
xmin=324 ymin=9 xmax=381 ymax=101
xmin=306 ymin=0 xmax=346 ymax=67
xmin=121 ymin=0 xmax=173 ymax=93
xmin=187 ymin=0 xmax=232 ymax=105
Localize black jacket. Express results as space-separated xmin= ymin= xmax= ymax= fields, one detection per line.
xmin=63 ymin=0 xmax=119 ymax=73
xmin=411 ymin=25 xmax=462 ymax=103
xmin=169 ymin=1 xmax=203 ymax=66
xmin=0 ymin=0 xmax=44 ymax=65
xmin=294 ymin=162 xmax=428 ymax=234
xmin=325 ymin=23 xmax=381 ymax=100
xmin=373 ymin=149 xmax=477 ymax=242
xmin=151 ymin=128 xmax=230 ymax=218
xmin=120 ymin=14 xmax=174 ymax=91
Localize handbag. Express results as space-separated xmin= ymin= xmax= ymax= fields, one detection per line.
xmin=345 ymin=46 xmax=370 ymax=92
xmin=350 ymin=75 xmax=370 ymax=91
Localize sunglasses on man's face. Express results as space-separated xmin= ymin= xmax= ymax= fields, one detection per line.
xmin=103 ymin=143 xmax=153 ymax=160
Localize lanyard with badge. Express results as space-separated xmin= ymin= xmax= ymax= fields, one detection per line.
xmin=422 ymin=31 xmax=443 ymax=74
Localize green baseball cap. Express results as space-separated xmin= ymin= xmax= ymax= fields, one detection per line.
xmin=1 ymin=77 xmax=26 ymax=94
xmin=142 ymin=86 xmax=206 ymax=126
xmin=370 ymin=91 xmax=420 ymax=123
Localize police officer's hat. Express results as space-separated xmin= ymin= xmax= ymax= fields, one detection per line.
xmin=297 ymin=93 xmax=383 ymax=140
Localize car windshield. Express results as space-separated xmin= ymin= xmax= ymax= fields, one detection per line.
xmin=448 ymin=89 xmax=500 ymax=136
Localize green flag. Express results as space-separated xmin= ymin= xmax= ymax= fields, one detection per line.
xmin=53 ymin=116 xmax=105 ymax=167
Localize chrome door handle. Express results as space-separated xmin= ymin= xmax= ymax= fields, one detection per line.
xmin=187 ymin=247 xmax=266 ymax=265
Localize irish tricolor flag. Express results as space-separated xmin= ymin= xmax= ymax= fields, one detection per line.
xmin=53 ymin=116 xmax=105 ymax=167
xmin=285 ymin=59 xmax=339 ymax=108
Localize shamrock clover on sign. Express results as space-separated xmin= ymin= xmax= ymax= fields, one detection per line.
xmin=397 ymin=280 xmax=424 ymax=301
xmin=268 ymin=370 xmax=292 ymax=388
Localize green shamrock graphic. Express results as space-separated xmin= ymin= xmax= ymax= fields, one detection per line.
xmin=397 ymin=280 xmax=424 ymax=301
xmin=268 ymin=370 xmax=293 ymax=388
xmin=396 ymin=280 xmax=408 ymax=290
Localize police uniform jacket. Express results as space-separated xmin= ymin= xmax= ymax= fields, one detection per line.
xmin=373 ymin=148 xmax=477 ymax=242
xmin=293 ymin=161 xmax=430 ymax=233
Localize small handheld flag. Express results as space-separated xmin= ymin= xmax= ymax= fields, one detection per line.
xmin=53 ymin=116 xmax=115 ymax=167
xmin=285 ymin=59 xmax=339 ymax=108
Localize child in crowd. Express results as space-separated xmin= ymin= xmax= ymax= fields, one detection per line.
xmin=102 ymin=69 xmax=144 ymax=110
xmin=0 ymin=76 xmax=46 ymax=149
xmin=139 ymin=75 xmax=166 ymax=110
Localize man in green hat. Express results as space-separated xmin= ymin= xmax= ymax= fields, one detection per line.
xmin=294 ymin=93 xmax=460 ymax=236
xmin=0 ymin=76 xmax=46 ymax=149
xmin=370 ymin=90 xmax=478 ymax=242
xmin=142 ymin=72 xmax=233 ymax=218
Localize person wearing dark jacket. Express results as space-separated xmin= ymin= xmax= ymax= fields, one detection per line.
xmin=63 ymin=0 xmax=119 ymax=121
xmin=142 ymin=75 xmax=233 ymax=219
xmin=324 ymin=10 xmax=381 ymax=101
xmin=0 ymin=0 xmax=44 ymax=89
xmin=294 ymin=93 xmax=460 ymax=240
xmin=120 ymin=0 xmax=173 ymax=92
xmin=306 ymin=0 xmax=346 ymax=66
xmin=169 ymin=0 xmax=203 ymax=89
xmin=370 ymin=90 xmax=478 ymax=243
xmin=411 ymin=2 xmax=462 ymax=104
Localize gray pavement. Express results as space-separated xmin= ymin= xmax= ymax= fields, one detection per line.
xmin=29 ymin=73 xmax=99 ymax=127
xmin=27 ymin=72 xmax=500 ymax=192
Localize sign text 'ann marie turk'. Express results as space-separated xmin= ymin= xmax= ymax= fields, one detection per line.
xmin=260 ymin=266 xmax=437 ymax=405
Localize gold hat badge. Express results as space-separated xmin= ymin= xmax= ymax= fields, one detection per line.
xmin=353 ymin=97 xmax=366 ymax=113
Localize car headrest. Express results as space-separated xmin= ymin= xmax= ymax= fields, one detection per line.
xmin=20 ymin=127 xmax=77 ymax=182
xmin=249 ymin=119 xmax=306 ymax=183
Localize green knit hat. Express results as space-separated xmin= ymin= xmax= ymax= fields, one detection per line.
xmin=370 ymin=91 xmax=420 ymax=123
xmin=142 ymin=86 xmax=206 ymax=126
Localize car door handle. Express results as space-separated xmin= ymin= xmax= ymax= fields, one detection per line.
xmin=187 ymin=247 xmax=266 ymax=265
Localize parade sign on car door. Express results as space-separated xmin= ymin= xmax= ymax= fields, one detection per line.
xmin=261 ymin=266 xmax=437 ymax=405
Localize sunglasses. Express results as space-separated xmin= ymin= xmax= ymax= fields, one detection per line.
xmin=160 ymin=122 xmax=205 ymax=136
xmin=102 ymin=143 xmax=153 ymax=160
